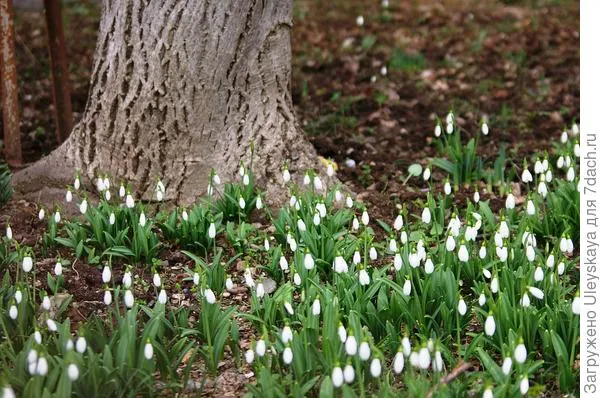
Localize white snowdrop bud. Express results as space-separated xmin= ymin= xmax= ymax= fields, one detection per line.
xmin=312 ymin=298 xmax=321 ymax=316
xmin=369 ymin=247 xmax=377 ymax=260
xmin=104 ymin=290 xmax=112 ymax=306
xmin=422 ymin=207 xmax=431 ymax=224
xmin=38 ymin=208 xmax=45 ymax=220
xmin=255 ymin=339 xmax=266 ymax=357
xmin=9 ymin=304 xmax=18 ymax=320
xmin=67 ymin=363 xmax=79 ymax=381
xmin=458 ymin=298 xmax=467 ymax=316
xmin=314 ymin=176 xmax=323 ymax=190
xmin=566 ymin=166 xmax=575 ymax=181
xmin=102 ymin=265 xmax=111 ymax=283
xmin=424 ymin=257 xmax=434 ymax=274
xmin=479 ymin=245 xmax=487 ymax=259
xmin=446 ymin=123 xmax=454 ymax=135
xmin=124 ymin=289 xmax=134 ymax=308
xmin=255 ymin=282 xmax=265 ymax=299
xmin=444 ymin=181 xmax=452 ymax=195
xmin=225 ymin=277 xmax=234 ymax=291
xmin=15 ymin=290 xmax=22 ymax=304
xmin=352 ymin=217 xmax=359 ymax=231
xmin=144 ymin=341 xmax=154 ymax=360
xmin=208 ymin=222 xmax=216 ymax=239
xmin=244 ymin=269 xmax=255 ymax=288
xmin=403 ymin=279 xmax=412 ymax=296
xmin=54 ymin=260 xmax=63 ymax=276
xmin=33 ymin=330 xmax=42 ymax=345
xmin=534 ymin=266 xmax=544 ymax=282
xmin=245 ymin=349 xmax=255 ymax=364
xmin=293 ymin=272 xmax=301 ymax=285
xmin=104 ymin=190 xmax=111 ymax=201
xmin=394 ymin=253 xmax=403 ymax=271
xmin=434 ymin=123 xmax=442 ymax=137
xmin=282 ymin=325 xmax=293 ymax=344
xmin=528 ymin=286 xmax=544 ymax=300
xmin=41 ymin=295 xmax=51 ymax=311
xmin=473 ymin=190 xmax=480 ymax=203
xmin=433 ymin=350 xmax=444 ymax=372
xmin=46 ymin=318 xmax=57 ymax=332
xmin=361 ymin=210 xmax=369 ymax=226
xmin=423 ymin=167 xmax=431 ymax=181
xmin=575 ymin=142 xmax=580 ymax=157
xmin=242 ymin=173 xmax=250 ymax=186
xmin=546 ymin=169 xmax=553 ymax=182
xmin=54 ymin=211 xmax=61 ymax=223
xmin=356 ymin=15 xmax=364 ymax=26
xmin=36 ymin=356 xmax=48 ymax=376
xmin=282 ymin=168 xmax=291 ymax=183
xmin=304 ymin=252 xmax=315 ymax=270
xmin=418 ymin=346 xmax=431 ymax=369
xmin=572 ymin=122 xmax=579 ymax=135
xmin=346 ymin=196 xmax=353 ymax=208
xmin=479 ymin=293 xmax=486 ymax=306
xmin=496 ymin=246 xmax=508 ymax=262
xmin=483 ymin=387 xmax=493 ymax=398
xmin=204 ymin=288 xmax=216 ymax=304
xmin=505 ymin=193 xmax=515 ymax=210
xmin=153 ymin=273 xmax=161 ymax=287
xmin=158 ymin=289 xmax=167 ymax=304
xmin=522 ymin=168 xmax=533 ymax=183
xmin=491 ymin=277 xmax=499 ymax=294
xmin=514 ymin=342 xmax=527 ymax=364
xmin=561 ymin=130 xmax=568 ymax=143
xmin=256 ymin=195 xmax=263 ymax=210
xmin=558 ymin=262 xmax=565 ymax=275
xmin=393 ymin=351 xmax=405 ymax=374
xmin=458 ymin=244 xmax=469 ymax=262
xmin=410 ymin=351 xmax=419 ymax=367
xmin=388 ymin=238 xmax=397 ymax=252
xmin=481 ymin=122 xmax=489 ymax=136
xmin=520 ymin=375 xmax=529 ymax=395
xmin=76 ymin=336 xmax=87 ymax=353
xmin=332 ymin=366 xmax=344 ymax=388
xmin=526 ymin=245 xmax=535 ymax=262
xmin=335 ymin=190 xmax=343 ymax=202
xmin=74 ymin=176 xmax=81 ymax=190
xmin=297 ymin=218 xmax=306 ymax=232
xmin=484 ymin=314 xmax=496 ymax=336
xmin=370 ymin=358 xmax=382 ymax=377
xmin=520 ymin=293 xmax=531 ymax=308
xmin=138 ymin=212 xmax=147 ymax=227
xmin=542 ymin=158 xmax=549 ymax=171
xmin=338 ymin=324 xmax=347 ymax=343
xmin=526 ymin=199 xmax=535 ymax=215
xmin=303 ymin=174 xmax=310 ymax=185
xmin=557 ymin=156 xmax=565 ymax=169
xmin=238 ymin=196 xmax=246 ymax=209
xmin=534 ymin=159 xmax=543 ymax=174
xmin=572 ymin=294 xmax=581 ymax=315
xmin=402 ymin=336 xmax=411 ymax=357
xmin=65 ymin=189 xmax=73 ymax=203
xmin=345 ymin=335 xmax=358 ymax=356
xmin=118 ymin=184 xmax=125 ymax=198
xmin=334 ymin=255 xmax=348 ymax=274
xmin=502 ymin=357 xmax=513 ymax=375
xmin=358 ymin=341 xmax=371 ymax=361
xmin=446 ymin=235 xmax=456 ymax=252
xmin=126 ymin=194 xmax=135 ymax=208
xmin=343 ymin=363 xmax=355 ymax=384
xmin=282 ymin=346 xmax=293 ymax=365
xmin=122 ymin=271 xmax=132 ymax=288
xmin=284 ymin=301 xmax=295 ymax=316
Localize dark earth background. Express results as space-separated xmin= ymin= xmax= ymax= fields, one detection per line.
xmin=0 ymin=0 xmax=580 ymax=395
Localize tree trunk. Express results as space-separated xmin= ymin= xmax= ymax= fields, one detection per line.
xmin=15 ymin=0 xmax=319 ymax=205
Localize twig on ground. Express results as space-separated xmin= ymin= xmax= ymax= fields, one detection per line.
xmin=425 ymin=361 xmax=473 ymax=398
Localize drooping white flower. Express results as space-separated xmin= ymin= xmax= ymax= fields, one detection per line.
xmin=520 ymin=375 xmax=529 ymax=395
xmin=36 ymin=356 xmax=48 ymax=376
xmin=54 ymin=260 xmax=63 ymax=276
xmin=343 ymin=363 xmax=355 ymax=384
xmin=502 ymin=357 xmax=513 ymax=375
xmin=566 ymin=166 xmax=575 ymax=181
xmin=225 ymin=277 xmax=234 ymax=291
xmin=282 ymin=326 xmax=293 ymax=344
xmin=561 ymin=130 xmax=568 ymax=143
xmin=424 ymin=258 xmax=434 ymax=274
xmin=446 ymin=235 xmax=456 ymax=252
xmin=109 ymin=212 xmax=116 ymax=225
xmin=479 ymin=245 xmax=487 ymax=259
xmin=434 ymin=123 xmax=442 ymax=137
xmin=473 ymin=190 xmax=480 ymax=203
xmin=15 ymin=290 xmax=22 ymax=304
xmin=204 ymin=288 xmax=216 ymax=304
xmin=356 ymin=15 xmax=364 ymax=26
xmin=369 ymin=247 xmax=377 ymax=260
xmin=333 ymin=255 xmax=348 ymax=274
xmin=389 ymin=238 xmax=398 ymax=253
xmin=528 ymin=286 xmax=544 ymax=300
xmin=144 ymin=340 xmax=154 ymax=359
xmin=534 ymin=266 xmax=544 ymax=282
xmin=255 ymin=339 xmax=266 ymax=357
xmin=491 ymin=277 xmax=499 ymax=294
xmin=102 ymin=265 xmax=111 ymax=283
xmin=352 ymin=217 xmax=360 ymax=231
xmin=484 ymin=314 xmax=496 ymax=336
xmin=208 ymin=222 xmax=216 ymax=239
xmin=126 ymin=194 xmax=135 ymax=208
xmin=458 ymin=244 xmax=469 ymax=262
xmin=370 ymin=358 xmax=382 ymax=377
xmin=572 ymin=294 xmax=581 ymax=315
xmin=394 ymin=253 xmax=403 ymax=271
xmin=46 ymin=318 xmax=58 ymax=332
xmin=433 ymin=350 xmax=444 ymax=372
xmin=245 ymin=349 xmax=255 ymax=364
xmin=446 ymin=123 xmax=454 ymax=135
xmin=282 ymin=168 xmax=291 ymax=183
xmin=284 ymin=301 xmax=294 ymax=315
xmin=359 ymin=341 xmax=371 ymax=361
xmin=54 ymin=211 xmax=61 ymax=223
xmin=238 ymin=196 xmax=246 ymax=209
xmin=403 ymin=279 xmax=412 ymax=296
xmin=394 ymin=214 xmax=404 ymax=230
xmin=122 ymin=271 xmax=132 ymax=288
xmin=522 ymin=168 xmax=533 ymax=183
xmin=558 ymin=261 xmax=565 ymax=275
xmin=104 ymin=290 xmax=112 ymax=306
xmin=458 ymin=298 xmax=467 ymax=316
xmin=361 ymin=210 xmax=370 ymax=226
xmin=314 ymin=176 xmax=323 ymax=191
xmin=282 ymin=346 xmax=293 ymax=365
xmin=332 ymin=366 xmax=344 ymax=387
xmin=402 ymin=336 xmax=411 ymax=357
xmin=76 ymin=336 xmax=87 ymax=353
xmin=41 ymin=295 xmax=51 ymax=311
xmin=293 ymin=272 xmax=301 ymax=285
xmin=358 ymin=269 xmax=370 ymax=286
xmin=423 ymin=167 xmax=431 ymax=181
xmin=520 ymin=293 xmax=531 ymax=308
xmin=346 ymin=196 xmax=354 ymax=208
xmin=505 ymin=193 xmax=515 ymax=210
xmin=158 ymin=289 xmax=167 ymax=304
xmin=9 ymin=304 xmax=17 ymax=320
xmin=124 ymin=289 xmax=134 ymax=308
xmin=418 ymin=346 xmax=431 ymax=369
xmin=346 ymin=335 xmax=358 ymax=356
xmin=393 ymin=351 xmax=404 ymax=374
xmin=297 ymin=218 xmax=306 ymax=232
xmin=526 ymin=245 xmax=535 ymax=262
xmin=67 ymin=363 xmax=79 ymax=381
xmin=422 ymin=207 xmax=431 ymax=224
xmin=515 ymin=342 xmax=527 ymax=364
xmin=444 ymin=181 xmax=452 ymax=195
xmin=38 ymin=208 xmax=45 ymax=220
xmin=479 ymin=293 xmax=486 ymax=306
xmin=312 ymin=298 xmax=321 ymax=315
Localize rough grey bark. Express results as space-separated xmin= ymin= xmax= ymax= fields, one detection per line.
xmin=15 ymin=0 xmax=319 ymax=205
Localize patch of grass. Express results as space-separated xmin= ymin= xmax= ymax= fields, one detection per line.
xmin=389 ymin=48 xmax=425 ymax=72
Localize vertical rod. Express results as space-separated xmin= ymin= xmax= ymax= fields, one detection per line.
xmin=0 ymin=0 xmax=23 ymax=167
xmin=44 ymin=0 xmax=73 ymax=144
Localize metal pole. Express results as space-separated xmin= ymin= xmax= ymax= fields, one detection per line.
xmin=44 ymin=0 xmax=73 ymax=144
xmin=0 ymin=0 xmax=23 ymax=167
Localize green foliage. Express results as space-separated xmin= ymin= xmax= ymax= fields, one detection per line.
xmin=0 ymin=163 xmax=12 ymax=207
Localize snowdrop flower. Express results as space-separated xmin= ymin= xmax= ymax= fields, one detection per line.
xmin=423 ymin=167 xmax=431 ymax=181
xmin=484 ymin=313 xmax=496 ymax=336
xmin=424 ymin=257 xmax=434 ymax=274
xmin=394 ymin=214 xmax=404 ymax=230
xmin=561 ymin=130 xmax=568 ymax=143
xmin=528 ymin=286 xmax=544 ymax=300
xmin=496 ymin=246 xmax=508 ymax=262
xmin=389 ymin=238 xmax=398 ymax=252
xmin=282 ymin=325 xmax=293 ymax=343
xmin=458 ymin=298 xmax=467 ymax=316
xmin=382 ymin=0 xmax=389 ymax=8
xmin=572 ymin=122 xmax=579 ymax=135
xmin=458 ymin=244 xmax=469 ymax=262
xmin=483 ymin=387 xmax=493 ymax=398
xmin=369 ymin=247 xmax=377 ymax=260
xmin=537 ymin=176 xmax=548 ymax=197
xmin=332 ymin=366 xmax=344 ymax=388
xmin=41 ymin=295 xmax=51 ymax=311
xmin=124 ymin=289 xmax=134 ymax=308
xmin=255 ymin=195 xmax=263 ymax=210
xmin=244 ymin=269 xmax=255 ymax=288
xmin=526 ymin=245 xmax=535 ymax=262
xmin=394 ymin=253 xmax=403 ymax=271
xmin=479 ymin=244 xmax=487 ymax=259
xmin=408 ymin=251 xmax=420 ymax=268
xmin=54 ymin=211 xmax=61 ymax=223
xmin=482 ymin=122 xmax=489 ymax=135
xmin=9 ymin=304 xmax=18 ymax=320
xmin=208 ymin=222 xmax=216 ymax=239
xmin=446 ymin=235 xmax=456 ymax=252
xmin=122 ymin=271 xmax=132 ymax=288
xmin=65 ymin=189 xmax=73 ymax=203
xmin=558 ymin=261 xmax=565 ymax=275
xmin=293 ymin=272 xmax=301 ymax=285
xmin=546 ymin=169 xmax=553 ymax=182
xmin=284 ymin=301 xmax=294 ymax=315
xmin=104 ymin=289 xmax=112 ymax=306
xmin=152 ymin=272 xmax=161 ymax=287
xmin=418 ymin=346 xmax=431 ymax=369
xmin=288 ymin=236 xmax=297 ymax=252
xmin=346 ymin=335 xmax=358 ymax=356
xmin=158 ymin=289 xmax=167 ymax=304
xmin=282 ymin=346 xmax=293 ymax=365
xmin=361 ymin=210 xmax=369 ymax=226
xmin=403 ymin=279 xmax=412 ymax=296
xmin=343 ymin=363 xmax=355 ymax=384
xmin=225 ymin=277 xmax=234 ymax=291
xmin=359 ymin=269 xmax=370 ymax=286
xmin=490 ymin=277 xmax=499 ymax=294
xmin=505 ymin=193 xmax=515 ymax=210
xmin=479 ymin=293 xmax=487 ymax=306
xmin=144 ymin=340 xmax=154 ymax=360
xmin=352 ymin=217 xmax=360 ymax=231
xmin=338 ymin=323 xmax=347 ymax=343
xmin=566 ymin=166 xmax=575 ymax=181
xmin=76 ymin=336 xmax=87 ymax=353
xmin=204 ymin=288 xmax=216 ymax=304
xmin=346 ymin=196 xmax=354 ymax=208
xmin=279 ymin=255 xmax=289 ymax=271
xmin=526 ymin=199 xmax=535 ymax=215
xmin=359 ymin=341 xmax=371 ymax=361
xmin=242 ymin=173 xmax=250 ymax=186
xmin=433 ymin=350 xmax=444 ymax=372
xmin=393 ymin=351 xmax=404 ymax=374
xmin=102 ymin=265 xmax=111 ymax=283
xmin=522 ymin=168 xmax=533 ymax=183
xmin=238 ymin=196 xmax=246 ymax=209
xmin=33 ymin=330 xmax=42 ymax=345
xmin=575 ymin=142 xmax=580 ymax=157
xmin=410 ymin=352 xmax=420 ymax=367
xmin=303 ymin=173 xmax=310 ymax=186
xmin=515 ymin=341 xmax=527 ymax=364
xmin=282 ymin=167 xmax=291 ymax=183
xmin=422 ymin=207 xmax=431 ymax=224
xmin=542 ymin=158 xmax=549 ymax=171
xmin=15 ymin=290 xmax=22 ymax=304
xmin=356 ymin=15 xmax=364 ymax=26
xmin=520 ymin=293 xmax=531 ymax=308
xmin=534 ymin=266 xmax=544 ymax=282
xmin=312 ymin=212 xmax=321 ymax=226
xmin=51 ymin=260 xmax=63 ymax=277
xmin=434 ymin=123 xmax=442 ymax=137
xmin=314 ymin=176 xmax=323 ymax=191
xmin=312 ymin=298 xmax=321 ymax=315
xmin=36 ymin=356 xmax=48 ymax=376
xmin=304 ymin=251 xmax=315 ymax=270
xmin=520 ymin=375 xmax=529 ymax=395
xmin=370 ymin=358 xmax=382 ymax=377
xmin=333 ymin=255 xmax=348 ymax=274
xmin=119 ymin=184 xmax=126 ymax=198
xmin=73 ymin=175 xmax=81 ymax=190
xmin=38 ymin=208 xmax=45 ymax=220
xmin=446 ymin=123 xmax=454 ymax=134
xmin=572 ymin=292 xmax=581 ymax=315
xmin=335 ymin=190 xmax=343 ymax=202
xmin=46 ymin=318 xmax=58 ymax=332
xmin=67 ymin=363 xmax=79 ymax=381
xmin=255 ymin=339 xmax=267 ymax=357
xmin=245 ymin=349 xmax=255 ymax=364
xmin=402 ymin=336 xmax=411 ymax=357
xmin=316 ymin=202 xmax=327 ymax=218
xmin=502 ymin=357 xmax=513 ymax=375
xmin=473 ymin=190 xmax=480 ymax=203
xmin=444 ymin=181 xmax=451 ymax=195
xmin=297 ymin=218 xmax=306 ymax=232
